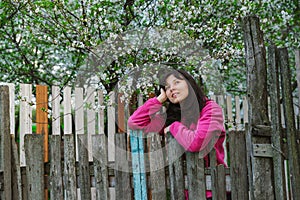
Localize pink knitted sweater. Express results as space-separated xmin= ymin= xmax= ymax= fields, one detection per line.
xmin=128 ymin=97 xmax=227 ymax=198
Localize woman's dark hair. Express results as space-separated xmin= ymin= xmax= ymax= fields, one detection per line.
xmin=160 ymin=69 xmax=207 ymax=127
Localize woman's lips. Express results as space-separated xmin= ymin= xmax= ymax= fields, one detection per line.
xmin=172 ymin=93 xmax=178 ymax=98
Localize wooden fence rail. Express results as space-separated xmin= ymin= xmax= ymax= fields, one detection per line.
xmin=0 ymin=83 xmax=296 ymax=200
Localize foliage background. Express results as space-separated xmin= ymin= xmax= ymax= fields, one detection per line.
xmin=0 ymin=0 xmax=299 ymax=96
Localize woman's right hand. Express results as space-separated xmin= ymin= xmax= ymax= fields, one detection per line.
xmin=157 ymin=88 xmax=167 ymax=103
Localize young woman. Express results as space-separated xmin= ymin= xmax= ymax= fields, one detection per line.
xmin=127 ymin=69 xmax=228 ymax=199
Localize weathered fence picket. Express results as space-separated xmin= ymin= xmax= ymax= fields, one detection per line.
xmin=49 ymin=135 xmax=63 ymax=200
xmin=20 ymin=84 xmax=32 ymax=167
xmin=77 ymin=134 xmax=92 ymax=200
xmin=167 ymin=133 xmax=185 ymax=200
xmin=92 ymin=134 xmax=109 ymax=200
xmin=130 ymin=130 xmax=148 ymax=200
xmin=185 ymin=152 xmax=206 ymax=200
xmin=24 ymin=134 xmax=44 ymax=200
xmin=0 ymin=86 xmax=12 ymax=200
xmin=64 ymin=134 xmax=77 ymax=200
xmin=0 ymin=77 xmax=299 ymax=200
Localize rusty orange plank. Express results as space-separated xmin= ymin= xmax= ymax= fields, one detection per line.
xmin=36 ymin=85 xmax=49 ymax=162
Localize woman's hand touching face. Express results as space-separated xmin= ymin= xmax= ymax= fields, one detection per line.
xmin=157 ymin=88 xmax=168 ymax=103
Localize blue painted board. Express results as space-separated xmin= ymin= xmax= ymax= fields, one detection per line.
xmin=130 ymin=130 xmax=148 ymax=200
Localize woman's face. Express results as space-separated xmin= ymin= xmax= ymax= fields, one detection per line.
xmin=165 ymin=74 xmax=189 ymax=104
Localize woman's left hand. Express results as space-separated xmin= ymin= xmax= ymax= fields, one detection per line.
xmin=164 ymin=126 xmax=170 ymax=134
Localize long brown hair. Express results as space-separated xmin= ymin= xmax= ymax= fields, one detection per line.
xmin=160 ymin=69 xmax=207 ymax=127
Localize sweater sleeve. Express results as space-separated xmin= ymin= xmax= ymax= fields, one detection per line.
xmin=169 ymin=100 xmax=225 ymax=153
xmin=127 ymin=98 xmax=166 ymax=133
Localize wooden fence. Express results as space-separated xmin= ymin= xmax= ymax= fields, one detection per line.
xmin=0 ymin=83 xmax=296 ymax=200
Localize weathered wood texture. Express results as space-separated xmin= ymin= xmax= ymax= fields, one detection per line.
xmin=268 ymin=44 xmax=286 ymax=200
xmin=2 ymin=77 xmax=300 ymax=200
xmin=64 ymin=134 xmax=77 ymax=200
xmin=11 ymin=135 xmax=22 ymax=200
xmin=19 ymin=84 xmax=32 ymax=167
xmin=229 ymin=131 xmax=249 ymax=200
xmin=24 ymin=134 xmax=44 ymax=200
xmin=279 ymin=48 xmax=300 ymax=200
xmin=130 ymin=130 xmax=148 ymax=200
xmin=243 ymin=16 xmax=274 ymax=200
xmin=115 ymin=133 xmax=132 ymax=200
xmin=77 ymin=134 xmax=92 ymax=200
xmin=148 ymin=133 xmax=167 ymax=200
xmin=185 ymin=152 xmax=206 ymax=200
xmin=92 ymin=134 xmax=109 ymax=200
xmin=0 ymin=86 xmax=12 ymax=200
xmin=167 ymin=134 xmax=185 ymax=200
xmin=49 ymin=135 xmax=63 ymax=200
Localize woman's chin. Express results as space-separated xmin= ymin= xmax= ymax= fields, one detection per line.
xmin=170 ymin=99 xmax=180 ymax=104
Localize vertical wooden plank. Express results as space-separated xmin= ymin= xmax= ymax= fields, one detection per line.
xmin=138 ymin=130 xmax=147 ymax=200
xmin=210 ymin=94 xmax=216 ymax=101
xmin=210 ymin=148 xmax=226 ymax=200
xmin=243 ymin=16 xmax=274 ymax=199
xmin=186 ymin=152 xmax=206 ymax=200
xmin=64 ymin=134 xmax=77 ymax=200
xmin=130 ymin=130 xmax=142 ymax=200
xmin=20 ymin=83 xmax=32 ymax=166
xmin=77 ymin=134 xmax=92 ymax=200
xmin=24 ymin=134 xmax=44 ymax=200
xmin=268 ymin=44 xmax=286 ymax=200
xmin=0 ymin=83 xmax=15 ymax=135
xmin=11 ymin=135 xmax=22 ymax=200
xmin=115 ymin=133 xmax=131 ymax=200
xmin=86 ymin=88 xmax=95 ymax=161
xmin=8 ymin=84 xmax=15 ymax=135
xmin=0 ymin=86 xmax=12 ymax=200
xmin=75 ymin=87 xmax=84 ymax=162
xmin=109 ymin=188 xmax=116 ymax=200
xmin=294 ymin=48 xmax=300 ymax=199
xmin=92 ymin=134 xmax=109 ymax=200
xmin=49 ymin=135 xmax=63 ymax=200
xmin=235 ymin=96 xmax=242 ymax=131
xmin=118 ymin=93 xmax=125 ymax=133
xmin=216 ymin=165 xmax=226 ymax=200
xmin=63 ymin=86 xmax=72 ymax=135
xmin=226 ymin=95 xmax=233 ymax=131
xmin=50 ymin=85 xmax=63 ymax=199
xmin=242 ymin=96 xmax=249 ymax=125
xmin=210 ymin=149 xmax=217 ymax=199
xmin=167 ymin=133 xmax=185 ymax=200
xmin=107 ymin=91 xmax=115 ymax=162
xmin=36 ymin=85 xmax=49 ymax=162
xmin=52 ymin=86 xmax=61 ymax=135
xmin=75 ymin=87 xmax=84 ymax=199
xmin=107 ymin=91 xmax=116 ymax=200
xmin=279 ymin=48 xmax=300 ymax=200
xmin=296 ymin=49 xmax=300 ymax=129
xmin=148 ymin=132 xmax=167 ymax=200
xmin=229 ymin=131 xmax=249 ymax=200
xmin=130 ymin=130 xmax=148 ymax=200
xmin=115 ymin=92 xmax=131 ymax=200
xmin=98 ymin=90 xmax=105 ymax=135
